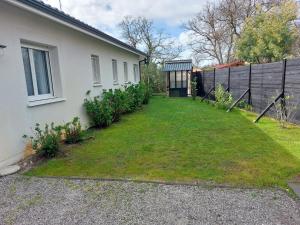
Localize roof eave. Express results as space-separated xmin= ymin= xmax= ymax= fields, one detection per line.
xmin=6 ymin=0 xmax=147 ymax=57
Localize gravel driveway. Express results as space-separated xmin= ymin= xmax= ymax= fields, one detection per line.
xmin=0 ymin=175 xmax=299 ymax=225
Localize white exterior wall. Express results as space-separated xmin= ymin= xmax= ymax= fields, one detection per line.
xmin=0 ymin=1 xmax=141 ymax=168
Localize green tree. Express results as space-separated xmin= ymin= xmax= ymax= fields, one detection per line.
xmin=141 ymin=62 xmax=165 ymax=93
xmin=236 ymin=0 xmax=299 ymax=63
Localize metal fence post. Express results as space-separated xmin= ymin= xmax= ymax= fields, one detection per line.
xmin=281 ymin=59 xmax=287 ymax=116
xmin=228 ymin=67 xmax=231 ymax=92
xmin=213 ymin=68 xmax=216 ymax=89
xmin=248 ymin=63 xmax=252 ymax=105
xmin=214 ymin=68 xmax=216 ymax=99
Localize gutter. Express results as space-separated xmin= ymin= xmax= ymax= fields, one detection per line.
xmin=6 ymin=0 xmax=147 ymax=57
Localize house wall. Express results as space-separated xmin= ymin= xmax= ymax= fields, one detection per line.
xmin=0 ymin=1 xmax=141 ymax=168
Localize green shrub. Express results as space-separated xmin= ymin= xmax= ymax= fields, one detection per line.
xmin=237 ymin=100 xmax=253 ymax=111
xmin=140 ymin=82 xmax=152 ymax=105
xmin=23 ymin=123 xmax=62 ymax=158
xmin=64 ymin=117 xmax=84 ymax=144
xmin=123 ymin=83 xmax=144 ymax=113
xmin=191 ymin=77 xmax=198 ymax=100
xmin=84 ymin=83 xmax=151 ymax=128
xmin=84 ymin=91 xmax=113 ymax=128
xmin=102 ymin=89 xmax=124 ymax=122
xmin=214 ymin=84 xmax=233 ymax=109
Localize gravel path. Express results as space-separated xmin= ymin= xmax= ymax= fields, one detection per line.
xmin=0 ymin=175 xmax=299 ymax=225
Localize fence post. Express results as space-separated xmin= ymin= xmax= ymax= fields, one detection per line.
xmin=213 ymin=68 xmax=216 ymax=99
xmin=213 ymin=68 xmax=216 ymax=89
xmin=248 ymin=63 xmax=252 ymax=105
xmin=281 ymin=59 xmax=287 ymax=116
xmin=228 ymin=67 xmax=231 ymax=92
xmin=203 ymin=70 xmax=205 ymax=95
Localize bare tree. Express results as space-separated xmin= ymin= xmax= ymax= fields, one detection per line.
xmin=185 ymin=0 xmax=258 ymax=64
xmin=119 ymin=16 xmax=182 ymax=62
xmin=119 ymin=16 xmax=141 ymax=48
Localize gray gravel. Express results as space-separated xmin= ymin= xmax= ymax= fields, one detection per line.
xmin=0 ymin=175 xmax=300 ymax=225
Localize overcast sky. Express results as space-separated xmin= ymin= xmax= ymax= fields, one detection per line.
xmin=42 ymin=0 xmax=209 ymax=59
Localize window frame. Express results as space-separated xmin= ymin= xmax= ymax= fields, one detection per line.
xmin=123 ymin=62 xmax=128 ymax=83
xmin=112 ymin=59 xmax=118 ymax=84
xmin=133 ymin=64 xmax=139 ymax=82
xmin=91 ymin=55 xmax=101 ymax=85
xmin=21 ymin=44 xmax=54 ymax=102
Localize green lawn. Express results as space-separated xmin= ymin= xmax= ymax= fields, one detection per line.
xmin=26 ymin=96 xmax=300 ymax=188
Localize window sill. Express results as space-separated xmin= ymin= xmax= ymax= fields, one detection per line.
xmin=27 ymin=97 xmax=66 ymax=107
xmin=93 ymin=83 xmax=102 ymax=87
xmin=113 ymin=82 xmax=119 ymax=85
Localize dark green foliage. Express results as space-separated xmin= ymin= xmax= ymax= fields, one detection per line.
xmin=191 ymin=77 xmax=198 ymax=100
xmin=123 ymin=83 xmax=145 ymax=113
xmin=64 ymin=117 xmax=84 ymax=144
xmin=84 ymin=95 xmax=111 ymax=128
xmin=84 ymin=83 xmax=151 ymax=128
xmin=23 ymin=123 xmax=62 ymax=158
xmin=237 ymin=100 xmax=253 ymax=111
xmin=102 ymin=89 xmax=124 ymax=122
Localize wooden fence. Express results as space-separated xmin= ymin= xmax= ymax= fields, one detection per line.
xmin=195 ymin=58 xmax=300 ymax=123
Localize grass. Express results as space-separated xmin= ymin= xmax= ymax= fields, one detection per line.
xmin=26 ymin=96 xmax=300 ymax=188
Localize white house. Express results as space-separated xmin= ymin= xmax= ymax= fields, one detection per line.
xmin=0 ymin=0 xmax=147 ymax=169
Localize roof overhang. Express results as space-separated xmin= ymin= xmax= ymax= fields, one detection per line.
xmin=163 ymin=60 xmax=193 ymax=72
xmin=4 ymin=0 xmax=147 ymax=58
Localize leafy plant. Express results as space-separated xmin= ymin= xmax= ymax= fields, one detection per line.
xmin=23 ymin=123 xmax=62 ymax=158
xmin=191 ymin=77 xmax=198 ymax=100
xmin=84 ymin=91 xmax=113 ymax=128
xmin=64 ymin=117 xmax=84 ymax=144
xmin=214 ymin=84 xmax=233 ymax=109
xmin=237 ymin=100 xmax=253 ymax=111
xmin=84 ymin=83 xmax=151 ymax=129
xmin=123 ymin=83 xmax=144 ymax=113
xmin=102 ymin=89 xmax=124 ymax=122
xmin=236 ymin=1 xmax=299 ymax=63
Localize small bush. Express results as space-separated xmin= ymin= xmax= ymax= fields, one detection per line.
xmin=23 ymin=123 xmax=62 ymax=158
xmin=141 ymin=82 xmax=152 ymax=105
xmin=84 ymin=83 xmax=151 ymax=128
xmin=84 ymin=91 xmax=113 ymax=128
xmin=237 ymin=100 xmax=253 ymax=111
xmin=102 ymin=89 xmax=125 ymax=122
xmin=123 ymin=83 xmax=144 ymax=113
xmin=191 ymin=77 xmax=198 ymax=100
xmin=64 ymin=117 xmax=84 ymax=144
xmin=214 ymin=84 xmax=233 ymax=109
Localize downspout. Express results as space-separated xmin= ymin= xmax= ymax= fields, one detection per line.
xmin=138 ymin=56 xmax=149 ymax=83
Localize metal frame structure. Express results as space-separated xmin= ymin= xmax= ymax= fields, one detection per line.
xmin=254 ymin=59 xmax=287 ymax=123
xmin=227 ymin=64 xmax=252 ymax=112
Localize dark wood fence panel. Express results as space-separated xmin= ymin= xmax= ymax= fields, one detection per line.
xmin=230 ymin=66 xmax=249 ymax=100
xmin=215 ymin=68 xmax=229 ymax=89
xmin=286 ymin=58 xmax=300 ymax=122
xmin=202 ymin=70 xmax=214 ymax=94
xmin=199 ymin=58 xmax=300 ymax=123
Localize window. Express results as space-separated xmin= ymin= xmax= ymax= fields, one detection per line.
xmin=112 ymin=59 xmax=118 ymax=84
xmin=91 ymin=55 xmax=101 ymax=84
xmin=170 ymin=72 xmax=175 ymax=88
xmin=133 ymin=64 xmax=139 ymax=82
xmin=123 ymin=62 xmax=128 ymax=82
xmin=21 ymin=46 xmax=53 ymax=101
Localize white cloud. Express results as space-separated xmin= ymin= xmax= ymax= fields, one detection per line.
xmin=43 ymin=0 xmax=207 ymax=31
xmin=43 ymin=0 xmax=209 ymax=61
xmin=178 ymin=31 xmax=193 ymax=59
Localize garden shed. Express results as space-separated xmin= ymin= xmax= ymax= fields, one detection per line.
xmin=163 ymin=60 xmax=193 ymax=97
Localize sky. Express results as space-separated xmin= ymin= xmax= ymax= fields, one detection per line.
xmin=42 ymin=0 xmax=210 ymax=59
